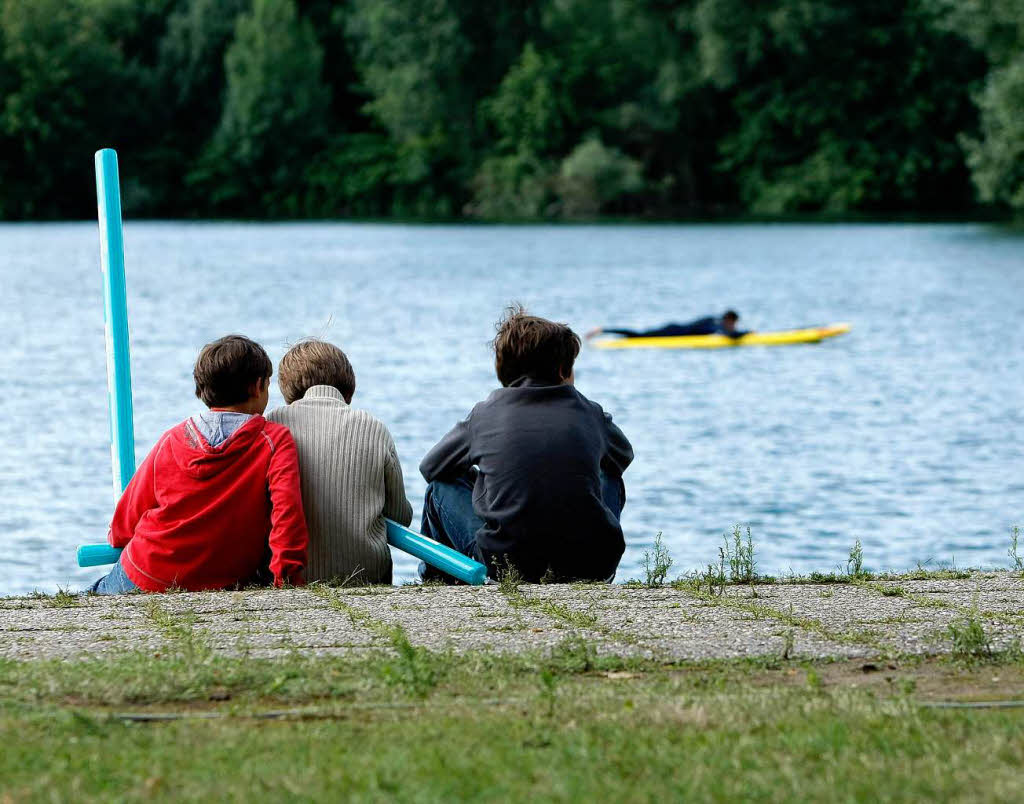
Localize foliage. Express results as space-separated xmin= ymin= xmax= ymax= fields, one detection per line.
xmin=642 ymin=532 xmax=673 ymax=588
xmin=962 ymin=57 xmax=1024 ymax=209
xmin=556 ymin=136 xmax=644 ymax=218
xmin=944 ymin=0 xmax=1024 ymax=211
xmin=705 ymin=0 xmax=986 ymax=214
xmin=1010 ymin=526 xmax=1023 ymax=573
xmin=467 ymin=151 xmax=553 ymax=220
xmin=5 ymin=628 xmax=1024 ymax=800
xmin=0 ymin=0 xmax=1017 ymax=219
xmin=723 ymin=525 xmax=757 ymax=583
xmin=379 ymin=625 xmax=444 ymax=697
xmin=189 ymin=0 xmax=329 ymax=215
xmin=847 ymin=539 xmax=865 ymax=577
xmin=948 ymin=609 xmax=993 ymax=660
xmin=0 ymin=0 xmax=163 ymax=218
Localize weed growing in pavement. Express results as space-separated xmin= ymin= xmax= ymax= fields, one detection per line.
xmin=548 ymin=634 xmax=598 ymax=673
xmin=847 ymin=540 xmax=865 ymax=577
xmin=46 ymin=587 xmax=79 ymax=608
xmin=379 ymin=626 xmax=444 ymax=698
xmin=534 ymin=599 xmax=599 ymax=628
xmin=497 ymin=559 xmax=523 ymax=595
xmin=702 ymin=549 xmax=727 ymax=597
xmin=643 ymin=533 xmax=673 ymax=588
xmin=804 ymin=571 xmax=852 ymax=584
xmin=780 ymin=631 xmax=795 ymax=661
xmin=724 ymin=525 xmax=757 ymax=583
xmin=893 ymin=564 xmax=970 ymax=581
xmin=948 ymin=608 xmax=992 ymax=661
xmin=143 ymin=599 xmax=208 ymax=660
xmin=1009 ymin=526 xmax=1023 ymax=573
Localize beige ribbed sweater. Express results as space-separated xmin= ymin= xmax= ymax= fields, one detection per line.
xmin=266 ymin=385 xmax=413 ymax=583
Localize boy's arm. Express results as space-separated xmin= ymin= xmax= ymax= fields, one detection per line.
xmin=383 ymin=442 xmax=414 ymax=526
xmin=601 ymin=412 xmax=634 ymax=477
xmin=108 ymin=436 xmax=164 ymax=548
xmin=419 ymin=415 xmax=473 ymax=483
xmin=266 ymin=429 xmax=309 ymax=586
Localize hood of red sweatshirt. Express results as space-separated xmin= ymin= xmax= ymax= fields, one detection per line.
xmin=167 ymin=415 xmax=269 ymax=480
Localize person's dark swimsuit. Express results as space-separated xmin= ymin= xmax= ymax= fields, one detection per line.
xmin=603 ymin=317 xmax=748 ymax=339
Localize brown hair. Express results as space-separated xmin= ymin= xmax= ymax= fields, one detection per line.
xmin=492 ymin=305 xmax=580 ymax=387
xmin=278 ymin=338 xmax=356 ymax=404
xmin=193 ymin=335 xmax=272 ymax=408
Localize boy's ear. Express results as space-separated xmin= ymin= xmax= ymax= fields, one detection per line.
xmin=249 ymin=377 xmax=270 ymax=397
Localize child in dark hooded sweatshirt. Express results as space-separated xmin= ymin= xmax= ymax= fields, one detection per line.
xmin=89 ymin=335 xmax=308 ymax=594
xmin=419 ymin=306 xmax=633 ymax=582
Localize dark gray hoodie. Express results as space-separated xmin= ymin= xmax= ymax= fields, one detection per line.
xmin=420 ymin=376 xmax=633 ymax=581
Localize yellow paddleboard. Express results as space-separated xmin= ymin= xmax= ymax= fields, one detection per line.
xmin=592 ymin=323 xmax=851 ymax=350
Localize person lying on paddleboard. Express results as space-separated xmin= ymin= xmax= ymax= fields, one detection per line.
xmin=585 ymin=310 xmax=748 ymax=340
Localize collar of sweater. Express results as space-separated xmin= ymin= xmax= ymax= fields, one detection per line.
xmin=300 ymin=385 xmax=349 ymax=406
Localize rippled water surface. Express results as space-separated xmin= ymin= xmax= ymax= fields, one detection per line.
xmin=1 ymin=222 xmax=1022 ymax=595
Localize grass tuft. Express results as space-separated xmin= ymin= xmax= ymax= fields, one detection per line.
xmin=1010 ymin=526 xmax=1023 ymax=574
xmin=724 ymin=525 xmax=758 ymax=584
xmin=496 ymin=559 xmax=523 ymax=595
xmin=847 ymin=539 xmax=865 ymax=577
xmin=948 ymin=608 xmax=992 ymax=661
xmin=547 ymin=634 xmax=598 ymax=673
xmin=379 ymin=626 xmax=444 ymax=698
xmin=780 ymin=630 xmax=795 ymax=660
xmin=642 ymin=533 xmax=673 ymax=588
xmin=46 ymin=587 xmax=79 ymax=609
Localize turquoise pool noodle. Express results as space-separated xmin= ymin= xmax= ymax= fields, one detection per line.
xmin=385 ymin=519 xmax=487 ymax=585
xmin=77 ymin=544 xmax=123 ymax=568
xmin=78 ymin=520 xmax=488 ymax=584
xmin=95 ymin=149 xmax=136 ymax=499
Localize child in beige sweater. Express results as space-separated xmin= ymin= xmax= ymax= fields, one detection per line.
xmin=266 ymin=339 xmax=412 ymax=584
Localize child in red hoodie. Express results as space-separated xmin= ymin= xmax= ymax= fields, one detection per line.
xmin=89 ymin=335 xmax=308 ymax=594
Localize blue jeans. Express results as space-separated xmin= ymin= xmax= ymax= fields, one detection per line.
xmin=419 ymin=471 xmax=625 ymax=580
xmin=88 ymin=556 xmax=139 ymax=595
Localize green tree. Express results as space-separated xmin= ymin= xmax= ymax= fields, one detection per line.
xmin=152 ymin=0 xmax=248 ymax=212
xmin=697 ymin=0 xmax=985 ymax=214
xmin=0 ymin=0 xmax=1008 ymax=220
xmin=468 ymin=42 xmax=563 ymax=218
xmin=964 ymin=59 xmax=1024 ymax=209
xmin=345 ymin=0 xmax=542 ymax=215
xmin=468 ymin=0 xmax=726 ymax=218
xmin=947 ymin=0 xmax=1024 ymax=210
xmin=556 ymin=135 xmax=644 ymax=218
xmin=485 ymin=42 xmax=565 ymax=159
xmin=345 ymin=0 xmax=479 ymax=215
xmin=0 ymin=0 xmax=163 ymax=218
xmin=190 ymin=0 xmax=329 ymax=215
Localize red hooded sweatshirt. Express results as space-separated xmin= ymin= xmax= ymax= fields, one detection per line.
xmin=109 ymin=415 xmax=308 ymax=592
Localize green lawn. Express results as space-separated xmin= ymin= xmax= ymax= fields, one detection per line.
xmin=2 ymin=630 xmax=1024 ymax=802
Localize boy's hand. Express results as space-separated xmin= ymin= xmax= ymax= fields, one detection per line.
xmin=584 ymin=327 xmax=603 ymax=341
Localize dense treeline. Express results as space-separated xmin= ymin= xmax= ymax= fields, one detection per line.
xmin=0 ymin=0 xmax=1020 ymax=220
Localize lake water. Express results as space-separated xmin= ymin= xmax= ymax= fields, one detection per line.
xmin=0 ymin=222 xmax=1021 ymax=595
